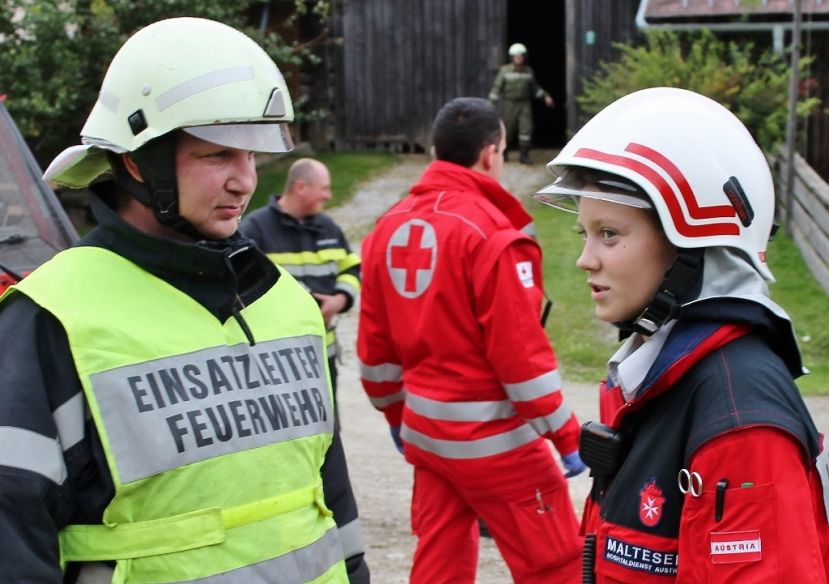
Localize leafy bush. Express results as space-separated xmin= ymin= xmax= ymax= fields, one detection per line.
xmin=0 ymin=0 xmax=328 ymax=167
xmin=577 ymin=30 xmax=820 ymax=152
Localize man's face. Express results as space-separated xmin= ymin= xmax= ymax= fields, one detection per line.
xmin=175 ymin=132 xmax=257 ymax=240
xmin=512 ymin=53 xmax=525 ymax=66
xmin=297 ymin=164 xmax=332 ymax=217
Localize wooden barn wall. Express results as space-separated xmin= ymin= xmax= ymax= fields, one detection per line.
xmin=565 ymin=0 xmax=641 ymax=135
xmin=330 ymin=0 xmax=506 ymax=151
xmin=803 ymin=32 xmax=829 ymax=182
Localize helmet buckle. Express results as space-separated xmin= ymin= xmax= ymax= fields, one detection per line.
xmin=128 ymin=110 xmax=148 ymax=136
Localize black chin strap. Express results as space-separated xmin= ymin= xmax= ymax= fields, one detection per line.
xmin=119 ymin=133 xmax=201 ymax=239
xmin=616 ymin=248 xmax=705 ymax=338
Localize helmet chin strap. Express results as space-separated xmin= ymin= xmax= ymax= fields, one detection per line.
xmin=615 ymin=248 xmax=705 ymax=339
xmin=122 ymin=133 xmax=202 ymax=239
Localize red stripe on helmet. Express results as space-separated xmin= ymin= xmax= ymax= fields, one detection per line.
xmin=625 ymin=143 xmax=736 ymax=220
xmin=574 ymin=147 xmax=740 ymax=238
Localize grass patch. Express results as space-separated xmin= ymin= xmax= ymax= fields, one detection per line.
xmin=531 ymin=202 xmax=618 ymax=384
xmin=248 ymin=151 xmax=400 ymax=213
xmin=531 ymin=200 xmax=829 ymax=395
xmin=766 ymin=232 xmax=829 ymax=395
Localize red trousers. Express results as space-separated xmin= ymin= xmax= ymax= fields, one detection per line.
xmin=408 ymin=442 xmax=582 ymax=584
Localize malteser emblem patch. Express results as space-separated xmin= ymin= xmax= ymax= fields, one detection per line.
xmin=639 ymin=479 xmax=665 ymax=527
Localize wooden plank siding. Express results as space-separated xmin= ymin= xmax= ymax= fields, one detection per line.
xmin=565 ymin=0 xmax=641 ymax=133
xmin=774 ymin=150 xmax=829 ymax=294
xmin=330 ymin=0 xmax=505 ymax=151
xmin=320 ymin=0 xmax=645 ymax=149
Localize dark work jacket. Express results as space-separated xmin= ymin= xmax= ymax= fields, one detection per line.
xmin=0 ymin=194 xmax=368 ymax=583
xmin=241 ymin=198 xmax=361 ymax=327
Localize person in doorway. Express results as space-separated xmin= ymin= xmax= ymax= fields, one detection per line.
xmin=357 ymin=96 xmax=585 ymax=584
xmin=241 ymin=157 xmax=361 ymax=418
xmin=0 ymin=17 xmax=368 ymax=583
xmin=535 ymin=86 xmax=829 ymax=582
xmin=488 ymin=42 xmax=554 ymax=165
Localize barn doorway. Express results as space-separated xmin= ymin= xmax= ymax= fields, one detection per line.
xmin=506 ymin=0 xmax=567 ymax=148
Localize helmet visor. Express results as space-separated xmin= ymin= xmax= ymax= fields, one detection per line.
xmin=182 ymin=123 xmax=294 ymax=153
xmin=534 ymin=167 xmax=652 ymax=214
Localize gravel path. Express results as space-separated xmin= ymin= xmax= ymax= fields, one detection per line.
xmin=330 ymin=152 xmax=829 ymax=583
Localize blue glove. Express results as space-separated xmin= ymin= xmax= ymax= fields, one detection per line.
xmin=562 ymin=451 xmax=587 ymax=478
xmin=389 ymin=426 xmax=404 ymax=454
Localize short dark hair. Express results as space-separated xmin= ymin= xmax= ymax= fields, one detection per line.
xmin=432 ymin=97 xmax=502 ymax=168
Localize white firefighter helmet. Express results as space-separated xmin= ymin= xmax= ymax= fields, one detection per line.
xmin=536 ymin=87 xmax=775 ymax=281
xmin=508 ymin=43 xmax=527 ymax=57
xmin=44 ymin=17 xmax=294 ymax=188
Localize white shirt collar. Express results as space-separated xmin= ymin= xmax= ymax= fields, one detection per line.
xmin=608 ymin=320 xmax=677 ymax=402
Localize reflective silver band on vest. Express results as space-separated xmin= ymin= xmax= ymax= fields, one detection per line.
xmin=190 ymin=526 xmax=342 ymax=583
xmin=53 ymin=391 xmax=87 ymax=452
xmin=367 ymin=389 xmax=406 ymax=409
xmin=338 ymin=517 xmax=366 ymax=559
xmin=72 ymin=527 xmax=343 ymax=584
xmin=283 ymin=262 xmax=339 ymax=279
xmin=504 ymin=370 xmax=562 ymax=402
xmin=359 ymin=360 xmax=402 ymax=383
xmin=91 ymin=335 xmax=333 ymax=483
xmin=405 ymin=392 xmax=515 ymax=422
xmin=525 ymin=403 xmax=574 ymax=435
xmin=0 ymin=426 xmax=67 ymax=483
xmin=400 ymin=423 xmax=538 ymax=459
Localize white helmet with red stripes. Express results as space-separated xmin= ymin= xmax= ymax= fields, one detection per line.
xmin=539 ymin=87 xmax=775 ymax=281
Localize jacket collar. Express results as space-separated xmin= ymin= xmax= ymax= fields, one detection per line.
xmin=268 ymin=196 xmax=323 ymax=232
xmin=411 ymin=160 xmax=533 ymax=232
xmin=79 ymin=193 xmax=278 ymax=320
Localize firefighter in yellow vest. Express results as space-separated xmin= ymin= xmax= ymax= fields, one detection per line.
xmin=0 ymin=17 xmax=368 ymax=583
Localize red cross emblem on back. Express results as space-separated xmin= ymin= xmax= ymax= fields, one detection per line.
xmin=386 ymin=219 xmax=437 ymax=298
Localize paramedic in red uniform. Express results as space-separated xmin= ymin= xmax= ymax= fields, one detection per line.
xmin=534 ymin=86 xmax=829 ymax=583
xmin=357 ymin=97 xmax=585 ymax=584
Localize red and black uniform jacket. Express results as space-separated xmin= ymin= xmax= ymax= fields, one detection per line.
xmin=583 ymin=310 xmax=829 ymax=583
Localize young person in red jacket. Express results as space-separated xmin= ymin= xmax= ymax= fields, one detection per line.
xmin=357 ymin=97 xmax=585 ymax=583
xmin=535 ymin=87 xmax=829 ymax=583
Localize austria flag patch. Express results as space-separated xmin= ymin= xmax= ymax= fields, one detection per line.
xmin=709 ymin=530 xmax=762 ymax=564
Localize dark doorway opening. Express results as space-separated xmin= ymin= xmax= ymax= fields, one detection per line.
xmin=506 ymin=0 xmax=567 ymax=148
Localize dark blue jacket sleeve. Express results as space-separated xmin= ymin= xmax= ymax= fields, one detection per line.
xmin=0 ymin=293 xmax=106 ymax=583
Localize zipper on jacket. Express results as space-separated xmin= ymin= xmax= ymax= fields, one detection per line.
xmin=232 ymin=293 xmax=256 ymax=346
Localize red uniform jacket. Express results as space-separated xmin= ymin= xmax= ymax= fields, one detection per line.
xmin=357 ymin=160 xmax=580 ymax=466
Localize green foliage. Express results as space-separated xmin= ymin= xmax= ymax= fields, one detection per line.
xmin=577 ymin=30 xmax=820 ymax=152
xmin=247 ymin=151 xmax=401 ymax=213
xmin=0 ymin=0 xmax=328 ymax=167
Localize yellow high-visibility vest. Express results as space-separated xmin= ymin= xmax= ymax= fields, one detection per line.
xmin=9 ymin=246 xmax=347 ymax=583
